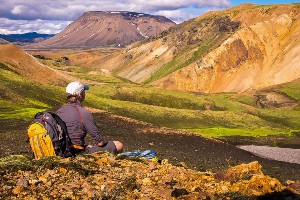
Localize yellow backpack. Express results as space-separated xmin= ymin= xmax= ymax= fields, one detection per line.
xmin=27 ymin=112 xmax=73 ymax=159
xmin=27 ymin=122 xmax=56 ymax=158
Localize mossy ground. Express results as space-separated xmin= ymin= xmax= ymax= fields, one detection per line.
xmin=1 ymin=53 xmax=300 ymax=140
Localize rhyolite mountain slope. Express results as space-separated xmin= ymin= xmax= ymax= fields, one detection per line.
xmin=0 ymin=44 xmax=65 ymax=85
xmin=27 ymin=11 xmax=175 ymax=49
xmin=102 ymin=3 xmax=300 ymax=93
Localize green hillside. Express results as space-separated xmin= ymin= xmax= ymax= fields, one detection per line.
xmin=0 ymin=64 xmax=65 ymax=120
xmin=87 ymin=84 xmax=299 ymax=138
xmin=2 ymin=59 xmax=299 ymax=140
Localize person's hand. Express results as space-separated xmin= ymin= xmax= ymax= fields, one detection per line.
xmin=97 ymin=140 xmax=105 ymax=147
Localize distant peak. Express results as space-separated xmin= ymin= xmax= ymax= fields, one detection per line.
xmin=26 ymin=9 xmax=175 ymax=49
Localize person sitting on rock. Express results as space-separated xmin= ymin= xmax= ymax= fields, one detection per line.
xmin=57 ymin=81 xmax=123 ymax=155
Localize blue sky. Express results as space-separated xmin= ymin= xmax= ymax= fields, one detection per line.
xmin=0 ymin=0 xmax=298 ymax=34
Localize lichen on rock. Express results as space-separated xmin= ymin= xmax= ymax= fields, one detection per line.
xmin=0 ymin=153 xmax=297 ymax=199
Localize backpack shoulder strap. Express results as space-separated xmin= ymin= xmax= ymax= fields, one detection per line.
xmin=50 ymin=112 xmax=68 ymax=134
xmin=51 ymin=112 xmax=73 ymax=150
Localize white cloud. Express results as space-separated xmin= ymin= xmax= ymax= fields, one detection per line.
xmin=0 ymin=0 xmax=231 ymax=34
xmin=1 ymin=0 xmax=230 ymax=20
xmin=130 ymin=0 xmax=231 ymax=10
xmin=154 ymin=6 xmax=225 ymax=23
xmin=154 ymin=10 xmax=190 ymax=24
xmin=11 ymin=5 xmax=26 ymax=14
xmin=0 ymin=18 xmax=72 ymax=34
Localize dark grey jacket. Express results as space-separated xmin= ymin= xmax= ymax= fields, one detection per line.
xmin=57 ymin=102 xmax=103 ymax=147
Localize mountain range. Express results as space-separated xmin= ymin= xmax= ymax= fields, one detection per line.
xmin=91 ymin=3 xmax=300 ymax=93
xmin=6 ymin=3 xmax=300 ymax=94
xmin=0 ymin=32 xmax=54 ymax=44
xmin=26 ymin=11 xmax=175 ymax=49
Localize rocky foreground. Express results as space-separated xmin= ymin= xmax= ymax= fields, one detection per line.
xmin=0 ymin=153 xmax=299 ymax=199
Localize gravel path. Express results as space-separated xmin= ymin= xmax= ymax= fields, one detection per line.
xmin=237 ymin=145 xmax=300 ymax=164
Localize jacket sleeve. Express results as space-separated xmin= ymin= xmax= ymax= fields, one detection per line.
xmin=81 ymin=109 xmax=103 ymax=144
